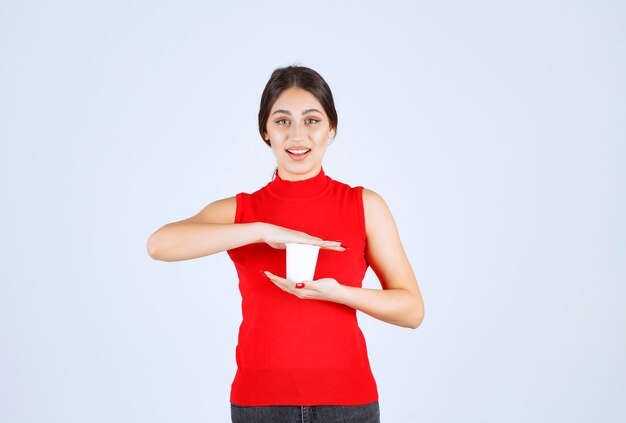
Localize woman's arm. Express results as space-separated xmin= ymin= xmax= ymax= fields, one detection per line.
xmin=351 ymin=188 xmax=424 ymax=328
xmin=264 ymin=188 xmax=424 ymax=329
xmin=147 ymin=197 xmax=344 ymax=262
xmin=147 ymin=196 xmax=251 ymax=261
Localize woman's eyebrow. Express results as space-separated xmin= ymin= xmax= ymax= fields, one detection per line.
xmin=271 ymin=108 xmax=324 ymax=116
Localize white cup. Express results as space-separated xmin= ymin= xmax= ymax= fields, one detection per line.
xmin=286 ymin=243 xmax=320 ymax=282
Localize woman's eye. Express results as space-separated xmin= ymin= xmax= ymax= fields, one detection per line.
xmin=276 ymin=119 xmax=290 ymax=125
xmin=305 ymin=118 xmax=319 ymax=124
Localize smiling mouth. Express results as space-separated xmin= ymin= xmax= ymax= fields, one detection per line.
xmin=285 ymin=148 xmax=311 ymax=160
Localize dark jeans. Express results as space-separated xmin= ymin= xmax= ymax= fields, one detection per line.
xmin=230 ymin=401 xmax=380 ymax=423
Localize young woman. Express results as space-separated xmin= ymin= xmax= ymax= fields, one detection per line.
xmin=147 ymin=66 xmax=424 ymax=423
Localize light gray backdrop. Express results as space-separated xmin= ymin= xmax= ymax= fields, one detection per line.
xmin=1 ymin=1 xmax=624 ymax=422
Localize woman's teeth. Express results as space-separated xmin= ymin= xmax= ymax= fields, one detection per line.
xmin=286 ymin=148 xmax=311 ymax=160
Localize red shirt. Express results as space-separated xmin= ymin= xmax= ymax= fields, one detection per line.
xmin=227 ymin=168 xmax=378 ymax=405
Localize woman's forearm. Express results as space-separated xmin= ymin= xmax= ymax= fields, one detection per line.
xmin=335 ymin=285 xmax=424 ymax=329
xmin=147 ymin=222 xmax=262 ymax=262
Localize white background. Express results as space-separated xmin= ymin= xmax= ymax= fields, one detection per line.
xmin=1 ymin=1 xmax=625 ymax=421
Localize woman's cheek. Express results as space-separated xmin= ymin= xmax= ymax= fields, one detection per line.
xmin=309 ymin=126 xmax=328 ymax=142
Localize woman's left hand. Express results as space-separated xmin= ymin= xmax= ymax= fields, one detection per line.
xmin=263 ymin=271 xmax=343 ymax=302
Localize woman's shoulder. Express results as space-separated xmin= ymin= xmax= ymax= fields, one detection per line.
xmin=357 ymin=187 xmax=396 ymax=233
xmin=360 ymin=187 xmax=389 ymax=213
xmin=326 ymin=175 xmax=388 ymax=207
xmin=184 ymin=196 xmax=237 ymax=224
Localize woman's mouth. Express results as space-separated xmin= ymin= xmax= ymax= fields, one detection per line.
xmin=286 ymin=148 xmax=311 ymax=161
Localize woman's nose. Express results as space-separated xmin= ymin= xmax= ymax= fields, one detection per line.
xmin=291 ymin=123 xmax=305 ymax=141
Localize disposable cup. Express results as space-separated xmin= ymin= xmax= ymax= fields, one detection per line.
xmin=286 ymin=243 xmax=320 ymax=282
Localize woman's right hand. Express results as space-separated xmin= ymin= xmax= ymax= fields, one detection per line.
xmin=258 ymin=223 xmax=345 ymax=251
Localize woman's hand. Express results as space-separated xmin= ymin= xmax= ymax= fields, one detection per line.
xmin=263 ymin=271 xmax=344 ymax=302
xmin=259 ymin=223 xmax=345 ymax=251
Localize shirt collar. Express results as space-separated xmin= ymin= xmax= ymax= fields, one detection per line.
xmin=266 ymin=167 xmax=331 ymax=200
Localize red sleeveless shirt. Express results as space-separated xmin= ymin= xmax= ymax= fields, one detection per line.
xmin=226 ymin=167 xmax=378 ymax=406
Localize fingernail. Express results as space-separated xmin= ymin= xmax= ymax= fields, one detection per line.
xmin=259 ymin=270 xmax=268 ymax=277
xmin=295 ymin=282 xmax=305 ymax=289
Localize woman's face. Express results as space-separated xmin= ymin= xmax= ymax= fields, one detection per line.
xmin=264 ymin=87 xmax=336 ymax=181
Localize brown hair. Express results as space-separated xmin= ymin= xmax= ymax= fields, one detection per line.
xmin=258 ymin=66 xmax=338 ymax=146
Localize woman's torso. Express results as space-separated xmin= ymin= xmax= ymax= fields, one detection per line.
xmin=226 ymin=169 xmax=378 ymax=406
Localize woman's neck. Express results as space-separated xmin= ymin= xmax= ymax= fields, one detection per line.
xmin=276 ymin=165 xmax=323 ymax=181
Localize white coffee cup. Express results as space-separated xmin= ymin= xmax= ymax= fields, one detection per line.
xmin=286 ymin=243 xmax=320 ymax=282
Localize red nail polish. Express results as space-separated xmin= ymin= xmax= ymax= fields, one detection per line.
xmin=295 ymin=282 xmax=305 ymax=289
